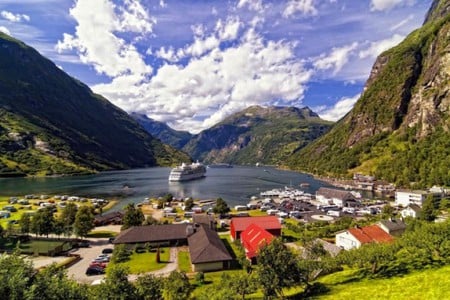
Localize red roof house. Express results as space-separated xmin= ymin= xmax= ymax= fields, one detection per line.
xmin=230 ymin=216 xmax=281 ymax=240
xmin=336 ymin=224 xmax=394 ymax=250
xmin=241 ymin=223 xmax=274 ymax=261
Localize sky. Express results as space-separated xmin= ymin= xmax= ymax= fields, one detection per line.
xmin=0 ymin=0 xmax=433 ymax=133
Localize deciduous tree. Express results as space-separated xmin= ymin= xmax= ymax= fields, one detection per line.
xmin=121 ymin=204 xmax=145 ymax=230
xmin=73 ymin=206 xmax=94 ymax=238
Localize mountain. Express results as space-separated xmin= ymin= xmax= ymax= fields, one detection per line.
xmin=288 ymin=0 xmax=450 ymax=187
xmin=130 ymin=113 xmax=192 ymax=149
xmin=0 ymin=33 xmax=189 ymax=177
xmin=182 ymin=106 xmax=333 ymax=165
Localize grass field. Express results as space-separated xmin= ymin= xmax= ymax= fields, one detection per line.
xmin=0 ymin=239 xmax=68 ymax=255
xmin=110 ymin=247 xmax=170 ymax=274
xmin=316 ymin=265 xmax=450 ymax=300
xmin=178 ymin=249 xmax=191 ymax=273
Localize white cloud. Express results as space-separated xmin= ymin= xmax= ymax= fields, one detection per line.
xmin=390 ymin=14 xmax=414 ymax=31
xmin=1 ymin=10 xmax=30 ymax=23
xmin=237 ymin=0 xmax=264 ymax=13
xmin=313 ymin=42 xmax=358 ymax=75
xmin=359 ymin=34 xmax=404 ymax=59
xmin=159 ymin=0 xmax=167 ymax=8
xmin=283 ymin=0 xmax=318 ymax=18
xmin=317 ymin=94 xmax=361 ymax=121
xmin=56 ymin=0 xmax=153 ymax=77
xmin=0 ymin=26 xmax=11 ymax=35
xmin=370 ymin=0 xmax=415 ymax=12
xmin=94 ymin=28 xmax=311 ymax=133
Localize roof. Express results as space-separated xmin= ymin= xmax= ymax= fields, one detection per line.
xmin=241 ymin=223 xmax=274 ymax=259
xmin=347 ymin=225 xmax=394 ymax=244
xmin=192 ymin=214 xmax=215 ymax=225
xmin=231 ymin=216 xmax=281 ymax=232
xmin=188 ymin=224 xmax=232 ymax=264
xmin=316 ymin=187 xmax=355 ymax=200
xmin=405 ymin=204 xmax=422 ymax=213
xmin=113 ymin=224 xmax=189 ymax=244
xmin=315 ymin=239 xmax=342 ymax=257
xmin=379 ymin=219 xmax=406 ymax=232
xmin=94 ymin=211 xmax=124 ymax=223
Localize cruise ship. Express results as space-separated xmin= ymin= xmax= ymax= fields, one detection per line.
xmin=168 ymin=162 xmax=206 ymax=181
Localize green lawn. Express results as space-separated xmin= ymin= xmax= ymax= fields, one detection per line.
xmin=178 ymin=250 xmax=191 ymax=273
xmin=111 ymin=248 xmax=170 ymax=274
xmin=1 ymin=239 xmax=68 ymax=255
xmin=316 ymin=265 xmax=450 ymax=300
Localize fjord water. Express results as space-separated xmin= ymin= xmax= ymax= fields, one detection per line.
xmin=0 ymin=166 xmax=328 ymax=208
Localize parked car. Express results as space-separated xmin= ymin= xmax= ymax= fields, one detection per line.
xmin=85 ymin=266 xmax=105 ymax=276
xmin=77 ymin=240 xmax=90 ymax=248
xmin=102 ymin=248 xmax=113 ymax=254
xmin=89 ymin=262 xmax=108 ymax=269
xmin=108 ymin=237 xmax=115 ymax=244
xmin=92 ymin=256 xmax=110 ymax=263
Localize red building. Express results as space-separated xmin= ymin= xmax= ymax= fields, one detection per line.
xmin=241 ymin=223 xmax=274 ymax=262
xmin=230 ymin=216 xmax=281 ymax=240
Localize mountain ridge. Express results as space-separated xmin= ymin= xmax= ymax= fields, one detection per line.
xmin=0 ymin=32 xmax=189 ymax=176
xmin=181 ymin=105 xmax=333 ymax=165
xmin=287 ymin=0 xmax=450 ymax=187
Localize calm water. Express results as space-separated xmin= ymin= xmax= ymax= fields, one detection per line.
xmin=0 ymin=166 xmax=329 ymax=209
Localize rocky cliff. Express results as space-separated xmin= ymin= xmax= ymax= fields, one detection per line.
xmin=288 ymin=0 xmax=450 ymax=187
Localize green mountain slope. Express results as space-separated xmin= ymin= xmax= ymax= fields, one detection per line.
xmin=130 ymin=113 xmax=192 ymax=149
xmin=0 ymin=33 xmax=189 ymax=176
xmin=182 ymin=106 xmax=333 ymax=165
xmin=288 ymin=0 xmax=450 ymax=187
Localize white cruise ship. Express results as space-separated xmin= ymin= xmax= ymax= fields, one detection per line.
xmin=168 ymin=162 xmax=206 ymax=181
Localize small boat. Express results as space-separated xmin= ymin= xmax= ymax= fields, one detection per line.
xmin=300 ymin=182 xmax=310 ymax=188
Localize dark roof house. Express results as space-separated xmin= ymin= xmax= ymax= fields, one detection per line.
xmin=113 ymin=224 xmax=189 ymax=245
xmin=192 ymin=214 xmax=216 ymax=230
xmin=316 ymin=187 xmax=356 ymax=207
xmin=94 ymin=211 xmax=124 ymax=226
xmin=378 ymin=219 xmax=406 ymax=236
xmin=188 ymin=224 xmax=232 ymax=272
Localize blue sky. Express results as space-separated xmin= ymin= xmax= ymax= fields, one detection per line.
xmin=0 ymin=0 xmax=432 ymax=133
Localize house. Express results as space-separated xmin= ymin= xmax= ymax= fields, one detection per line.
xmin=240 ymin=223 xmax=274 ymax=262
xmin=230 ymin=216 xmax=281 ymax=241
xmin=94 ymin=211 xmax=124 ymax=226
xmin=335 ymin=225 xmax=394 ymax=250
xmin=113 ymin=224 xmax=190 ymax=246
xmin=378 ymin=219 xmax=406 ymax=236
xmin=188 ymin=224 xmax=232 ymax=272
xmin=316 ymin=187 xmax=356 ymax=207
xmin=401 ymin=204 xmax=422 ymax=219
xmin=113 ymin=223 xmax=232 ymax=272
xmin=395 ymin=190 xmax=441 ymax=207
xmin=192 ymin=214 xmax=216 ymax=230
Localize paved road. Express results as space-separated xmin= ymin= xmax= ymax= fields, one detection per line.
xmin=66 ymin=238 xmax=112 ymax=284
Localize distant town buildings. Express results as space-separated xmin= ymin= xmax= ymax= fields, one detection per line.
xmin=315 ymin=187 xmax=357 ymax=208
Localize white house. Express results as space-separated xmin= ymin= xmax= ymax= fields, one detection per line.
xmin=400 ymin=204 xmax=422 ymax=219
xmin=316 ymin=187 xmax=356 ymax=207
xmin=335 ymin=225 xmax=394 ymax=250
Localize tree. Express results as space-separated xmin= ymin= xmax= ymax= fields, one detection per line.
xmin=135 ymin=274 xmax=163 ymax=300
xmin=163 ymin=271 xmax=192 ymax=300
xmin=121 ymin=204 xmax=145 ymax=230
xmin=59 ymin=202 xmax=78 ymax=237
xmin=73 ymin=206 xmax=94 ymax=238
xmin=256 ymin=238 xmax=303 ymax=298
xmin=184 ymin=198 xmax=194 ymax=211
xmin=143 ymin=215 xmax=160 ymax=225
xmin=25 ymin=264 xmax=89 ymax=300
xmin=111 ymin=244 xmax=131 ymax=263
xmin=420 ymin=195 xmax=436 ymax=222
xmin=0 ymin=250 xmax=35 ymax=300
xmin=381 ymin=204 xmax=395 ymax=219
xmin=213 ymin=198 xmax=230 ymax=215
xmin=94 ymin=264 xmax=136 ymax=300
xmin=19 ymin=213 xmax=31 ymax=235
xmin=31 ymin=207 xmax=55 ymax=237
